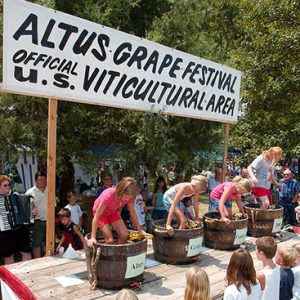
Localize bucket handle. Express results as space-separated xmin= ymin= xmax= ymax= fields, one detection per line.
xmin=204 ymin=219 xmax=215 ymax=224
xmin=90 ymin=246 xmax=101 ymax=290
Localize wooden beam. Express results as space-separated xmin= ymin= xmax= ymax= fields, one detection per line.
xmin=46 ymin=98 xmax=58 ymax=255
xmin=221 ymin=123 xmax=230 ymax=182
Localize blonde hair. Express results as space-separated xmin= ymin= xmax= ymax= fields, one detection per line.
xmin=184 ymin=266 xmax=210 ymax=300
xmin=115 ymin=177 xmax=139 ymax=201
xmin=293 ymin=243 xmax=300 ymax=255
xmin=276 ymin=246 xmax=296 ymax=268
xmin=191 ymin=175 xmax=208 ymax=193
xmin=263 ymin=147 xmax=282 ymax=162
xmin=115 ymin=288 xmax=139 ymax=300
xmin=232 ymin=176 xmax=252 ymax=193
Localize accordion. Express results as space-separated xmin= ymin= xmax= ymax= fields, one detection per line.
xmin=0 ymin=193 xmax=34 ymax=231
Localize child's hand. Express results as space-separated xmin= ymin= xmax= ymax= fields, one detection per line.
xmin=87 ymin=237 xmax=97 ymax=247
xmin=221 ymin=217 xmax=231 ymax=224
xmin=166 ymin=224 xmax=174 ymax=236
xmin=251 ymin=178 xmax=258 ymax=185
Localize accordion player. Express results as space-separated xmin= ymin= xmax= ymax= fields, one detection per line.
xmin=0 ymin=193 xmax=34 ymax=232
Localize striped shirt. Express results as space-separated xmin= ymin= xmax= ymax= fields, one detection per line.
xmin=279 ymin=178 xmax=300 ymax=199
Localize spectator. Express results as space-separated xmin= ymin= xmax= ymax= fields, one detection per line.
xmin=256 ymin=236 xmax=280 ymax=300
xmin=56 ymin=208 xmax=85 ymax=251
xmin=275 ymin=246 xmax=296 ymax=300
xmin=207 ymin=168 xmax=222 ymax=194
xmin=95 ymin=173 xmax=113 ymax=198
xmin=134 ymin=188 xmax=146 ymax=228
xmin=224 ymin=248 xmax=261 ymax=300
xmin=184 ymin=266 xmax=210 ymax=300
xmin=279 ymin=169 xmax=300 ymax=226
xmin=25 ymin=171 xmax=47 ymax=258
xmin=115 ymin=288 xmax=139 ymax=300
xmin=65 ymin=191 xmax=83 ymax=228
xmin=292 ymin=243 xmax=300 ymax=300
xmin=151 ymin=176 xmax=168 ymax=221
xmin=0 ymin=175 xmax=31 ymax=264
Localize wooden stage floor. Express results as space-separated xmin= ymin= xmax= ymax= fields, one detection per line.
xmin=5 ymin=231 xmax=300 ymax=300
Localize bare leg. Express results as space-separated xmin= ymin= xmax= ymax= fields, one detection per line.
xmin=21 ymin=251 xmax=32 ymax=261
xmin=100 ymin=224 xmax=114 ymax=244
xmin=259 ymin=195 xmax=270 ymax=209
xmin=33 ymin=246 xmax=41 ymax=258
xmin=4 ymin=255 xmax=14 ymax=265
xmin=111 ymin=220 xmax=129 ymax=244
xmin=174 ymin=208 xmax=187 ymax=229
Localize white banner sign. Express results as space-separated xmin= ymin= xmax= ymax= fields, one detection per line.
xmin=2 ymin=0 xmax=242 ymax=123
xmin=125 ymin=252 xmax=146 ymax=279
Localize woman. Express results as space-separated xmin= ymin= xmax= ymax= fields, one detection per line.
xmin=87 ymin=177 xmax=145 ymax=246
xmin=0 ymin=175 xmax=31 ymax=264
xmin=247 ymin=146 xmax=282 ymax=209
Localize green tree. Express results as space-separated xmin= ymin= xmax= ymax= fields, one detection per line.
xmin=230 ymin=0 xmax=300 ymax=165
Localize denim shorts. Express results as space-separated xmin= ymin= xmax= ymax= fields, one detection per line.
xmin=209 ymin=199 xmax=232 ymax=212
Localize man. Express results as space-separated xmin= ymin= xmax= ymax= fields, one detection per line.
xmin=26 ymin=171 xmax=47 ymax=258
xmin=279 ymin=169 xmax=300 ymax=226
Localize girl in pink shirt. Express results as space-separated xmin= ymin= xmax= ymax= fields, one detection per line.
xmin=87 ymin=177 xmax=145 ymax=246
xmin=209 ymin=176 xmax=252 ymax=223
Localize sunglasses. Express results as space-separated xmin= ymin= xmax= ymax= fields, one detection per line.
xmin=2 ymin=183 xmax=11 ymax=187
xmin=284 ymin=174 xmax=291 ymax=176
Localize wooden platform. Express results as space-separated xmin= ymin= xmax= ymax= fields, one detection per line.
xmin=5 ymin=231 xmax=300 ymax=300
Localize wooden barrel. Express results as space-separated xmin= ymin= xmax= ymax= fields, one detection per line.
xmin=80 ymin=195 xmax=97 ymax=233
xmin=85 ymin=233 xmax=147 ymax=289
xmin=203 ymin=212 xmax=248 ymax=250
xmin=152 ymin=219 xmax=204 ymax=264
xmin=244 ymin=203 xmax=283 ymax=237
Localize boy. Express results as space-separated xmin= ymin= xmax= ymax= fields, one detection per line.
xmin=56 ymin=208 xmax=85 ymax=251
xmin=275 ymin=246 xmax=296 ymax=300
xmin=292 ymin=243 xmax=300 ymax=300
xmin=256 ymin=236 xmax=280 ymax=300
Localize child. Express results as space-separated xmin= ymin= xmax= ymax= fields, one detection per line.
xmin=209 ymin=176 xmax=251 ymax=223
xmin=224 ymin=248 xmax=261 ymax=299
xmin=65 ymin=191 xmax=83 ymax=228
xmin=115 ymin=288 xmax=139 ymax=300
xmin=256 ymin=236 xmax=280 ymax=300
xmin=87 ymin=177 xmax=145 ymax=246
xmin=182 ymin=197 xmax=195 ymax=221
xmin=163 ymin=175 xmax=208 ymax=236
xmin=184 ymin=266 xmax=210 ymax=300
xmin=275 ymin=246 xmax=296 ymax=300
xmin=247 ymin=147 xmax=282 ymax=209
xmin=56 ymin=208 xmax=85 ymax=251
xmin=292 ymin=243 xmax=300 ymax=300
xmin=151 ymin=176 xmax=168 ymax=220
xmin=134 ymin=188 xmax=146 ymax=228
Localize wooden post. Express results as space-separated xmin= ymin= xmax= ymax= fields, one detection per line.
xmin=221 ymin=123 xmax=230 ymax=182
xmin=46 ymin=98 xmax=58 ymax=255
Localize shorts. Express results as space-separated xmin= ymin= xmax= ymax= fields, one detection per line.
xmin=0 ymin=226 xmax=31 ymax=257
xmin=162 ymin=195 xmax=184 ymax=211
xmin=32 ymin=220 xmax=46 ymax=248
xmin=98 ymin=211 xmax=122 ymax=228
xmin=209 ymin=199 xmax=232 ymax=212
xmin=252 ymin=187 xmax=271 ymax=200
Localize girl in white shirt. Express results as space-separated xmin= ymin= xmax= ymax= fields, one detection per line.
xmin=224 ymin=248 xmax=261 ymax=300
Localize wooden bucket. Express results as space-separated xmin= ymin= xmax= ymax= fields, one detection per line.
xmin=85 ymin=233 xmax=147 ymax=289
xmin=152 ymin=219 xmax=204 ymax=264
xmin=244 ymin=203 xmax=283 ymax=237
xmin=80 ymin=195 xmax=97 ymax=233
xmin=203 ymin=212 xmax=248 ymax=250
